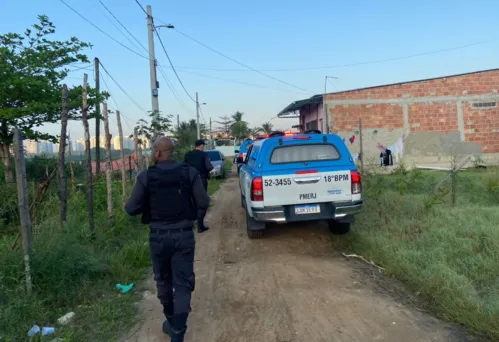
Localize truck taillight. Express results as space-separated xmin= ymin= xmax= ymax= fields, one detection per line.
xmin=239 ymin=153 xmax=244 ymax=159
xmin=251 ymin=177 xmax=264 ymax=201
xmin=351 ymin=170 xmax=362 ymax=194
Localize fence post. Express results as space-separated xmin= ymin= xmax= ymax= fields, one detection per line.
xmin=81 ymin=73 xmax=95 ymax=235
xmin=103 ymin=102 xmax=113 ymax=223
xmin=116 ymin=110 xmax=127 ymax=206
xmin=359 ymin=117 xmax=364 ymax=175
xmin=13 ymin=127 xmax=33 ymax=295
xmin=58 ymin=84 xmax=69 ymax=227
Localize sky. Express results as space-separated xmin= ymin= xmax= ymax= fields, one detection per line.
xmin=2 ymin=0 xmax=499 ymax=141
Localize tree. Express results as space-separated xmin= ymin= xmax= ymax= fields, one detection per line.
xmin=174 ymin=119 xmax=207 ymax=148
xmin=248 ymin=127 xmax=262 ymax=138
xmin=215 ymin=115 xmax=233 ymax=136
xmin=230 ymin=111 xmax=249 ymax=138
xmin=0 ymin=15 xmax=102 ymax=182
xmin=261 ymin=121 xmax=274 ymax=134
xmin=132 ymin=112 xmax=173 ymax=148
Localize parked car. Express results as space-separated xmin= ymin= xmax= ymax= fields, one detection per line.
xmin=238 ymin=130 xmax=363 ymax=239
xmin=234 ymin=139 xmax=254 ymax=172
xmin=206 ymin=149 xmax=226 ymax=178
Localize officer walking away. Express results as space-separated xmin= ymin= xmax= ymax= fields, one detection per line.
xmin=125 ymin=137 xmax=210 ymax=342
xmin=183 ymin=139 xmax=213 ymax=233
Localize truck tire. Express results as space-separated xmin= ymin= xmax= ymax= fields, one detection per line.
xmin=328 ymin=220 xmax=351 ymax=235
xmin=246 ymin=210 xmax=265 ymax=239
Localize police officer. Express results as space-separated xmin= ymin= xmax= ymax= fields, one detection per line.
xmin=125 ymin=137 xmax=210 ymax=342
xmin=183 ymin=139 xmax=213 ymax=233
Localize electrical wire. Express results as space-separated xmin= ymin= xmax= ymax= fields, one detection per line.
xmin=97 ymin=0 xmax=149 ymax=54
xmin=158 ymin=35 xmax=499 ymax=72
xmin=169 ymin=28 xmax=314 ymax=94
xmin=100 ymin=74 xmax=135 ymax=132
xmin=154 ymin=30 xmax=196 ymax=103
xmin=175 ymin=68 xmax=311 ymax=95
xmin=157 ymin=66 xmax=196 ymax=117
xmin=133 ymin=0 xmax=196 ymax=104
xmin=98 ymin=61 xmax=149 ymax=115
xmin=59 ymin=0 xmax=149 ymax=60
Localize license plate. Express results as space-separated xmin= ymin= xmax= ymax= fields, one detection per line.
xmin=295 ymin=204 xmax=320 ymax=215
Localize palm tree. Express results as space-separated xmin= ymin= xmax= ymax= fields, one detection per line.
xmin=248 ymin=127 xmax=262 ymax=138
xmin=174 ymin=119 xmax=207 ymax=148
xmin=230 ymin=111 xmax=249 ymax=138
xmin=261 ymin=121 xmax=273 ymax=134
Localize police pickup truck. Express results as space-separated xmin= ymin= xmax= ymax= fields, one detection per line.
xmin=238 ymin=130 xmax=363 ymax=239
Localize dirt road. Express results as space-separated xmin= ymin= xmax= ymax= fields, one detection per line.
xmin=123 ymin=171 xmax=474 ymax=342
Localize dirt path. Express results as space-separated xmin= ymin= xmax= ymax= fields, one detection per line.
xmin=123 ymin=171 xmax=474 ymax=342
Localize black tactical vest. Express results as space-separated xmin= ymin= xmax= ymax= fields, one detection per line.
xmin=141 ymin=164 xmax=196 ymax=224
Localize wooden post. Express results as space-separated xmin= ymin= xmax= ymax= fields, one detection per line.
xmin=116 ymin=111 xmax=127 ymax=206
xmin=68 ymin=133 xmax=76 ymax=191
xmin=13 ymin=127 xmax=33 ymax=295
xmin=359 ymin=117 xmax=364 ymax=175
xmin=103 ymin=102 xmax=113 ymax=222
xmin=58 ymin=84 xmax=69 ymax=227
xmin=94 ymin=57 xmax=101 ymax=174
xmin=129 ymin=155 xmax=132 ymax=180
xmin=133 ymin=128 xmax=140 ymax=171
xmin=82 ymin=74 xmax=95 ymax=235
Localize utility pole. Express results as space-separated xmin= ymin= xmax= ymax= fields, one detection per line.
xmin=209 ymin=117 xmax=213 ymax=148
xmin=195 ymin=92 xmax=200 ymax=139
xmin=324 ymin=76 xmax=338 ymax=134
xmin=177 ymin=114 xmax=180 ymax=131
xmin=146 ymin=5 xmax=160 ymax=135
xmin=95 ymin=58 xmax=101 ymax=172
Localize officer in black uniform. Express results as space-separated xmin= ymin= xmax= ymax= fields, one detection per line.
xmin=183 ymin=139 xmax=213 ymax=233
xmin=125 ymin=137 xmax=210 ymax=342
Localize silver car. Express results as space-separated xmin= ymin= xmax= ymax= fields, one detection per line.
xmin=206 ymin=150 xmax=226 ymax=178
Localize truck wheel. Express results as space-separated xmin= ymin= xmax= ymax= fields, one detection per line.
xmin=246 ymin=210 xmax=265 ymax=239
xmin=328 ymin=220 xmax=351 ymax=235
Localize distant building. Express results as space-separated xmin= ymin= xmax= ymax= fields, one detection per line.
xmin=75 ymin=138 xmax=85 ymax=152
xmin=25 ymin=140 xmax=38 ymax=154
xmin=111 ymin=136 xmax=134 ymax=150
xmin=39 ymin=141 xmax=53 ymax=154
xmin=277 ymin=68 xmax=499 ymax=165
xmin=90 ymin=136 xmax=105 ymax=149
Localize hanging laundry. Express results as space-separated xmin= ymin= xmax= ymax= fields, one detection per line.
xmin=349 ymin=135 xmax=355 ymax=144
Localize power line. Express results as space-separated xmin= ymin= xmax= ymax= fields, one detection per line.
xmin=154 ymin=30 xmax=196 ymax=103
xmin=59 ymin=0 xmax=149 ymax=60
xmin=134 ymin=0 xmax=148 ymax=16
xmin=98 ymin=61 xmax=149 ymax=116
xmin=157 ymin=66 xmax=196 ymax=116
xmin=170 ymin=28 xmax=314 ymax=94
xmin=97 ymin=0 xmax=149 ymax=54
xmin=100 ymin=74 xmax=135 ymax=131
xmin=133 ymin=0 xmax=196 ymax=104
xmin=159 ymin=36 xmax=499 ymax=72
xmin=175 ymin=68 xmax=311 ymax=95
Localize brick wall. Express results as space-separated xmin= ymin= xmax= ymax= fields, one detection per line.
xmin=325 ymin=69 xmax=499 ymax=153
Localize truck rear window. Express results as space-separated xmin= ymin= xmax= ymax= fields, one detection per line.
xmin=270 ymin=144 xmax=340 ymax=164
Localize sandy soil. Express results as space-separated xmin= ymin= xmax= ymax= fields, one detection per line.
xmin=122 ymin=170 xmax=476 ymax=342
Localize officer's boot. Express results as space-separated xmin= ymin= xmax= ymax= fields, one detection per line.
xmin=162 ymin=316 xmax=173 ymax=336
xmin=170 ymin=328 xmax=186 ymax=342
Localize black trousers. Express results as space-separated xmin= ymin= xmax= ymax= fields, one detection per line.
xmin=197 ymin=178 xmax=208 ymax=229
xmin=149 ymin=228 xmax=195 ymax=331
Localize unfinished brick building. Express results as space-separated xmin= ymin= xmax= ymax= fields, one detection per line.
xmin=278 ymin=68 xmax=499 ymax=165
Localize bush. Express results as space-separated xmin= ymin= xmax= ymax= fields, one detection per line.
xmin=334 ymin=168 xmax=499 ymax=340
xmin=0 ymin=183 xmax=150 ymax=341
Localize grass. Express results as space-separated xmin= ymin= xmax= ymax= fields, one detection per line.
xmin=333 ymin=165 xmax=499 ymax=340
xmin=0 ymin=165 xmax=230 ymax=342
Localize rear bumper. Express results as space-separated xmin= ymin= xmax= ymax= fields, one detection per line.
xmin=210 ymin=167 xmax=224 ymax=177
xmin=251 ymin=200 xmax=364 ymax=223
